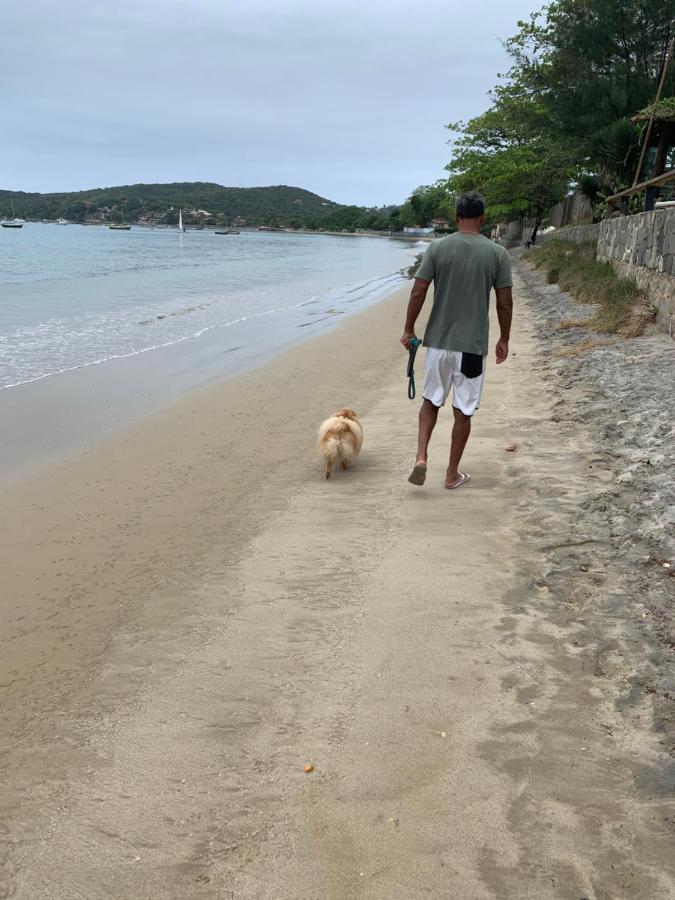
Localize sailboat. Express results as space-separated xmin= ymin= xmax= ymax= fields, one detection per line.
xmin=1 ymin=198 xmax=24 ymax=228
xmin=178 ymin=208 xmax=185 ymax=232
xmin=109 ymin=202 xmax=131 ymax=230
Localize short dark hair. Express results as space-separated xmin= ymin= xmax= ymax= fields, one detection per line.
xmin=456 ymin=191 xmax=485 ymax=219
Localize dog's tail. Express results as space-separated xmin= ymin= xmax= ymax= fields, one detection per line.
xmin=322 ymin=421 xmax=351 ymax=479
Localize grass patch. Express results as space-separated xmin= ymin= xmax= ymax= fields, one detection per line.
xmin=403 ymin=252 xmax=424 ymax=279
xmin=556 ymin=317 xmax=594 ymax=330
xmin=555 ymin=338 xmax=617 ymax=358
xmin=526 ymin=240 xmax=653 ymax=336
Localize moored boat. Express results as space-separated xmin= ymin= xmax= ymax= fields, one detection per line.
xmin=109 ymin=202 xmax=131 ymax=230
xmin=2 ymin=199 xmax=24 ymax=228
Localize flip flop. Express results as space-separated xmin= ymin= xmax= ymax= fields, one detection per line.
xmin=408 ymin=462 xmax=427 ymax=486
xmin=445 ymin=472 xmax=470 ymax=490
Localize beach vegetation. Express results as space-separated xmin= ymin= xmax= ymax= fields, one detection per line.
xmin=526 ymin=240 xmax=654 ymax=336
xmin=403 ymin=253 xmax=424 ymax=279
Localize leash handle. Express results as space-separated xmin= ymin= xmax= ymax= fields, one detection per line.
xmin=407 ymin=338 xmax=422 ymax=400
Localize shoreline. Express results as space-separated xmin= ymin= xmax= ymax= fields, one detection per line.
xmin=8 ymin=221 xmax=434 ymax=241
xmin=0 ymin=270 xmax=412 ymax=488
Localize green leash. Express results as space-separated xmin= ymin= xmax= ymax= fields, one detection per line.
xmin=406 ymin=338 xmax=422 ymax=399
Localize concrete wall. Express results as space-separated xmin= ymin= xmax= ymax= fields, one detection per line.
xmin=499 ymin=216 xmax=538 ymax=247
xmin=541 ymin=209 xmax=675 ymax=334
xmin=549 ymin=192 xmax=594 ymax=228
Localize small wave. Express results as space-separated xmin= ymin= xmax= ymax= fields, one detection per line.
xmin=0 ymin=292 xmax=337 ymax=391
xmin=139 ymin=299 xmax=215 ymax=325
xmin=0 ymin=271 xmax=407 ymax=391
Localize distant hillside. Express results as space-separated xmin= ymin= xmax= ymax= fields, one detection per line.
xmin=0 ymin=182 xmax=344 ymax=226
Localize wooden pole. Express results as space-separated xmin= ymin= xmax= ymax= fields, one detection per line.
xmin=632 ymin=29 xmax=675 ymax=187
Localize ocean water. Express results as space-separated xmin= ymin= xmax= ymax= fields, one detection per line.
xmin=0 ymin=224 xmax=419 ymax=390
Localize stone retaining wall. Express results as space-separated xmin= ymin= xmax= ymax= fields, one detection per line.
xmin=542 ymin=223 xmax=599 ymax=245
xmin=541 ymin=209 xmax=675 ymax=334
xmin=597 ymin=209 xmax=675 ymax=275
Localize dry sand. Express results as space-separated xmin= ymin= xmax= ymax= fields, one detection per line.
xmin=1 ymin=270 xmax=674 ymax=898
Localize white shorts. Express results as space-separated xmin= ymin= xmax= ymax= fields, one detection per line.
xmin=422 ymin=348 xmax=487 ymax=416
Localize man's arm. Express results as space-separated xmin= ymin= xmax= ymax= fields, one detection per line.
xmin=400 ymin=278 xmax=431 ymax=349
xmin=495 ymin=286 xmax=513 ymax=364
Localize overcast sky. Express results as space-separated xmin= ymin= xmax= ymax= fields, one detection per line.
xmin=2 ymin=0 xmax=542 ymax=206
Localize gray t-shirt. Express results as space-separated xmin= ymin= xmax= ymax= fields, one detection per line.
xmin=415 ymin=232 xmax=513 ymax=355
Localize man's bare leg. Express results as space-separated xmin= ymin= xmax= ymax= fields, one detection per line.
xmin=408 ymin=399 xmax=440 ymax=485
xmin=417 ymin=399 xmax=440 ymax=463
xmin=446 ymin=407 xmax=471 ymax=487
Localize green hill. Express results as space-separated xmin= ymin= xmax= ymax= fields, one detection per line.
xmin=0 ymin=182 xmax=345 ymax=227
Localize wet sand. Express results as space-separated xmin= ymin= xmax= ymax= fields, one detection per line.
xmin=1 ymin=273 xmax=674 ymax=898
xmin=0 ymin=268 xmax=408 ymax=488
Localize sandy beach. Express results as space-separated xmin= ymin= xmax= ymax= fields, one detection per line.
xmin=1 ymin=266 xmax=674 ymax=898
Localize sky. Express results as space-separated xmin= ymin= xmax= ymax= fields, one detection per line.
xmin=2 ymin=0 xmax=543 ymax=207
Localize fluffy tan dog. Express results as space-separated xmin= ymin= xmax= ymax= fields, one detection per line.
xmin=317 ymin=408 xmax=363 ymax=479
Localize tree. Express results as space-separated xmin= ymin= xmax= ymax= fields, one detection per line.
xmin=506 ymin=1 xmax=674 ymax=147
xmin=446 ymin=117 xmax=575 ymax=221
xmin=589 ymin=117 xmax=642 ymax=194
xmin=396 ymin=183 xmax=454 ymax=228
xmin=445 ymin=0 xmax=675 ymax=219
xmin=62 ymin=200 xmax=88 ymax=223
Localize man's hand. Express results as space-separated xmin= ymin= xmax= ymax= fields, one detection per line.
xmin=401 ymin=330 xmax=418 ymax=350
xmin=402 ymin=278 xmax=431 ymax=351
xmin=495 ymin=338 xmax=509 ymax=364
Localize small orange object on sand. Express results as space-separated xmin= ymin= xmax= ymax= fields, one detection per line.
xmin=304 ymin=764 xmax=315 ymax=773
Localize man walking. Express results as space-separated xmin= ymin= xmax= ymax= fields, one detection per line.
xmin=400 ymin=191 xmax=513 ymax=489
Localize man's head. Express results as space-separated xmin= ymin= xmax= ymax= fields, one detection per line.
xmin=455 ymin=192 xmax=485 ymax=231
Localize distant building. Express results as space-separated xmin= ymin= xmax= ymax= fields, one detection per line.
xmin=431 ymin=218 xmax=451 ymax=231
xmin=404 ymin=226 xmax=434 ymax=236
